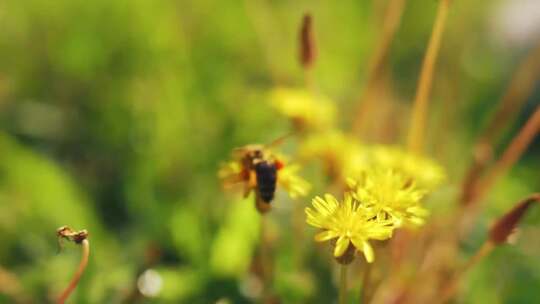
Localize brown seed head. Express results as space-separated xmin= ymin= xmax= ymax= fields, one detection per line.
xmin=299 ymin=13 xmax=317 ymax=69
xmin=72 ymin=230 xmax=89 ymax=244
xmin=489 ymin=194 xmax=540 ymax=244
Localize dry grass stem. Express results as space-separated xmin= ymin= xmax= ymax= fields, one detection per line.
xmin=461 ymin=42 xmax=540 ymax=205
xmin=478 ymin=42 xmax=540 ymax=146
xmin=407 ymin=0 xmax=451 ymax=154
xmin=353 ymin=0 xmax=407 ymax=134
xmin=470 ymin=106 xmax=540 ymax=205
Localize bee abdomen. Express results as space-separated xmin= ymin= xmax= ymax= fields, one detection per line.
xmin=254 ymin=162 xmax=277 ymax=203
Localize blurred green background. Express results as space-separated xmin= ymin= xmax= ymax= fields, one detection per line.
xmin=0 ymin=0 xmax=539 ymax=303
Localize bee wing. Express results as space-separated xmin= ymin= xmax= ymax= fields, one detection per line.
xmin=221 ymin=174 xmax=244 ymax=188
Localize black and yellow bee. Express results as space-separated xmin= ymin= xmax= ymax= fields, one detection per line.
xmin=233 ymin=144 xmax=284 ymax=213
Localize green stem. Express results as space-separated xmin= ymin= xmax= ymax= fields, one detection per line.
xmin=361 ymin=262 xmax=371 ymax=304
xmin=339 ymin=264 xmax=348 ymax=304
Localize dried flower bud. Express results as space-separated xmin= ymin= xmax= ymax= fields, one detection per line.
xmin=299 ymin=13 xmax=317 ymax=69
xmin=72 ymin=230 xmax=89 ymax=244
xmin=489 ymin=194 xmax=539 ymax=244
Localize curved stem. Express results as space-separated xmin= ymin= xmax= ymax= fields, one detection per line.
xmin=57 ymin=239 xmax=90 ymax=304
xmin=339 ymin=264 xmax=348 ymax=304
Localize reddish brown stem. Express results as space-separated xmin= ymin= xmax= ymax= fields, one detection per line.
xmin=445 ymin=194 xmax=540 ymax=303
xmin=469 ymin=106 xmax=540 ymax=205
xmin=478 ymin=42 xmax=540 ymax=146
xmin=58 ymin=239 xmax=90 ymax=304
xmin=461 ymin=42 xmax=540 ymax=205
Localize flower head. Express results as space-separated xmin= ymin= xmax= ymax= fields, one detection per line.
xmin=305 ymin=193 xmax=394 ymax=263
xmin=299 ymin=130 xmax=368 ymax=182
xmin=277 ymin=163 xmax=311 ymax=198
xmin=270 ymin=87 xmax=336 ymax=131
xmin=369 ymin=145 xmax=445 ymax=191
xmin=348 ymin=168 xmax=428 ymax=228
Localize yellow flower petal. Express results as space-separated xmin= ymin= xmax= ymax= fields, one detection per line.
xmin=362 ymin=241 xmax=374 ymax=263
xmin=334 ymin=236 xmax=350 ymax=257
xmin=315 ymin=230 xmax=338 ymax=242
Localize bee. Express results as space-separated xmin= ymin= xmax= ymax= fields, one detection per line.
xmin=223 ymin=135 xmax=291 ymax=213
xmin=56 ymin=226 xmax=89 ymax=252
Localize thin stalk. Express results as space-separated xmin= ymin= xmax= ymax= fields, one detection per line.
xmin=477 ymin=41 xmax=540 ymax=147
xmin=470 ymin=106 xmax=540 ymax=205
xmin=407 ymin=0 xmax=451 ymax=154
xmin=58 ymin=239 xmax=90 ymax=304
xmin=360 ymin=262 xmax=372 ymax=304
xmin=353 ymin=0 xmax=407 ymax=134
xmin=304 ymin=69 xmax=315 ymax=95
xmin=461 ymin=42 xmax=540 ymax=205
xmin=440 ymin=241 xmax=494 ymax=303
xmin=339 ymin=264 xmax=348 ymax=304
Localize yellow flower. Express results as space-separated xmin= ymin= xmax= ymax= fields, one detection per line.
xmin=305 ymin=193 xmax=394 ymax=263
xmin=270 ymin=87 xmax=336 ymax=131
xmin=369 ymin=145 xmax=445 ymax=191
xmin=277 ymin=164 xmax=311 ymax=198
xmin=299 ymin=130 xmax=368 ymax=182
xmin=348 ymin=168 xmax=428 ymax=228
